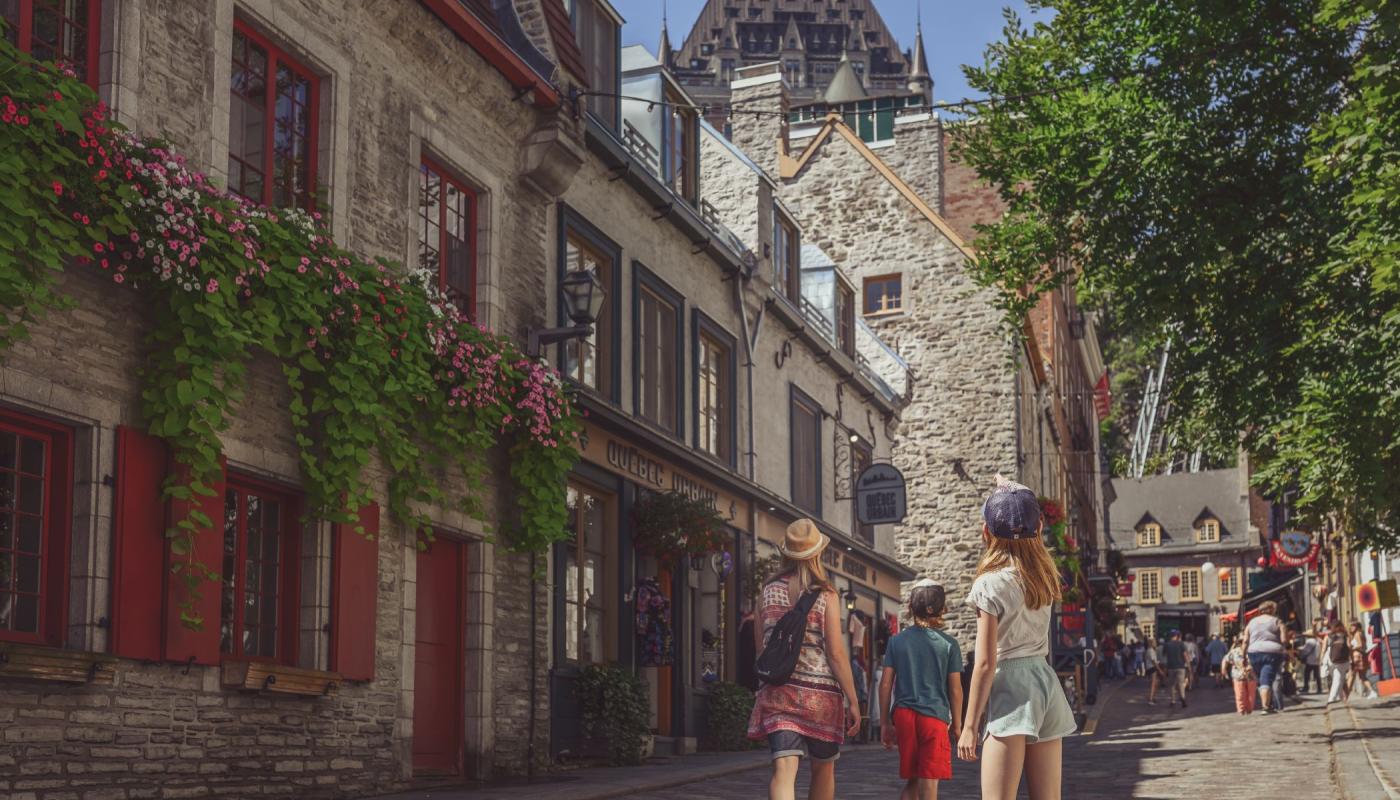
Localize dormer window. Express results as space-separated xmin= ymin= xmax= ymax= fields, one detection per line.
xmin=773 ymin=210 xmax=800 ymax=301
xmin=1137 ymin=522 xmax=1161 ymax=548
xmin=1196 ymin=519 xmax=1220 ymax=543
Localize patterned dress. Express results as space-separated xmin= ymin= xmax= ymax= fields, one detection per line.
xmin=746 ymin=576 xmax=845 ymax=743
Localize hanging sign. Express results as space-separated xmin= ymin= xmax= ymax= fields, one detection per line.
xmin=1271 ymin=530 xmax=1320 ymax=567
xmin=1357 ymin=579 xmax=1399 ymax=612
xmin=855 ymin=463 xmax=907 ymax=525
xmin=1093 ymin=373 xmax=1112 ymax=421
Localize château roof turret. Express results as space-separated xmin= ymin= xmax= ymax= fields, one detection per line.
xmin=824 ymin=51 xmax=868 ymax=104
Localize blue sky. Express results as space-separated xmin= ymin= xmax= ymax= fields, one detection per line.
xmin=611 ymin=0 xmax=1043 ymax=104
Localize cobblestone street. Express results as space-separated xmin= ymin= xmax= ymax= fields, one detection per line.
xmin=618 ymin=677 xmax=1341 ymax=799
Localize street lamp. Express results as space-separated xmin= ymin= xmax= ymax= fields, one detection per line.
xmin=527 ymin=267 xmax=606 ymax=357
xmin=844 ymin=589 xmax=857 ymax=611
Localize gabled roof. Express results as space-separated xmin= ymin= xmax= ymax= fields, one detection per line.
xmin=1109 ymin=469 xmax=1256 ymax=554
xmin=780 ymin=115 xmax=976 ymax=262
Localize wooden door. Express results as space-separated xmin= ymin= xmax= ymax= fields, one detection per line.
xmin=413 ymin=538 xmax=465 ymax=775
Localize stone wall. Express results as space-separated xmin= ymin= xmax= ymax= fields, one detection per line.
xmin=0 ymin=0 xmax=566 ymax=795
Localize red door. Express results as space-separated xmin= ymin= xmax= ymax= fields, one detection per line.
xmin=413 ymin=538 xmax=465 ymax=775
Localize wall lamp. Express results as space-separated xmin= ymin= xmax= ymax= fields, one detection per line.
xmin=527 ymin=267 xmax=606 ymax=358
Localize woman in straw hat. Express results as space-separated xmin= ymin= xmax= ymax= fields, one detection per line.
xmin=747 ymin=519 xmax=862 ymax=800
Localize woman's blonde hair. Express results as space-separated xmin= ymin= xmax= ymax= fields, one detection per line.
xmin=780 ymin=553 xmax=832 ymax=595
xmin=1259 ymin=600 xmax=1278 ymax=616
xmin=973 ymin=530 xmax=1061 ymax=610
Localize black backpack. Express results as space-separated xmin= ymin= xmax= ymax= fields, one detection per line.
xmin=755 ymin=587 xmax=822 ymax=686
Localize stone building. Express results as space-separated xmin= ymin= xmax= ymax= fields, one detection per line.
xmin=700 ymin=60 xmax=1112 ymax=644
xmin=666 ymin=0 xmax=925 ymax=129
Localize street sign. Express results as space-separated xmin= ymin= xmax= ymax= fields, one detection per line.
xmin=1272 ymin=530 xmax=1319 ymax=567
xmin=855 ymin=463 xmax=906 ymax=525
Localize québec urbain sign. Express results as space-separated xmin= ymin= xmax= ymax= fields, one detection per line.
xmin=855 ymin=463 xmax=907 ymax=525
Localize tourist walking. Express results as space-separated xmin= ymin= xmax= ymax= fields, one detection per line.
xmin=1223 ymin=635 xmax=1257 ymax=714
xmin=1326 ymin=620 xmax=1351 ymax=705
xmin=957 ymin=478 xmax=1076 ymax=800
xmin=748 ymin=520 xmax=862 ymax=800
xmin=1347 ymin=622 xmax=1378 ymax=700
xmin=1298 ymin=632 xmax=1322 ymax=694
xmin=879 ymin=581 xmax=963 ymax=800
xmin=1143 ymin=637 xmax=1163 ymax=705
xmin=1244 ymin=601 xmax=1287 ymax=714
xmin=1161 ymin=631 xmax=1189 ymax=708
xmin=1205 ymin=634 xmax=1228 ymax=687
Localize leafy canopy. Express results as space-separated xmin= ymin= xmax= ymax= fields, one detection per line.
xmin=956 ymin=0 xmax=1400 ymax=549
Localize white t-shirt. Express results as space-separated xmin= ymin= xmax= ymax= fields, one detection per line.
xmin=966 ymin=568 xmax=1050 ymax=660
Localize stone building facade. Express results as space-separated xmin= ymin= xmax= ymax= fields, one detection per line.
xmin=0 ymin=0 xmax=588 ymax=795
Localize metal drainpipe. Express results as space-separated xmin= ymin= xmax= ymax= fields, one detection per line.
xmin=736 ymin=276 xmax=765 ymax=483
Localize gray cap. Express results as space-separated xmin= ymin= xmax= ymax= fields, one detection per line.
xmin=982 ymin=476 xmax=1043 ymax=540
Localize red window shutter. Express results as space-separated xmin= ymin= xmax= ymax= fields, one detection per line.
xmin=331 ymin=502 xmax=380 ymax=680
xmin=162 ymin=455 xmax=226 ymax=666
xmin=110 ymin=426 xmax=169 ymax=661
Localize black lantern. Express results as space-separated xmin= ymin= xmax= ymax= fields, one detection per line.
xmin=844 ymin=589 xmax=857 ymax=612
xmin=561 ymin=267 xmax=606 ymax=326
xmin=527 ymin=267 xmax=607 ymax=357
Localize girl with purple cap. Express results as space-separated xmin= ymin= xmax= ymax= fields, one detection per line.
xmin=956 ymin=477 xmax=1076 ymax=800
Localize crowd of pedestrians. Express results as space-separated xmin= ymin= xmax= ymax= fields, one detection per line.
xmin=1124 ymin=605 xmax=1387 ymax=716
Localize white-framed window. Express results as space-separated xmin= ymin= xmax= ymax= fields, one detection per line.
xmin=1178 ymin=569 xmax=1201 ymax=602
xmin=1137 ymin=523 xmax=1161 ymax=548
xmin=1196 ymin=519 xmax=1220 ymax=543
xmin=1137 ymin=569 xmax=1162 ymax=603
xmin=1219 ymin=567 xmax=1242 ymax=600
xmin=1141 ymin=621 xmax=1156 ymax=642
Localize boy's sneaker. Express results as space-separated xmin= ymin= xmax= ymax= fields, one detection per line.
xmin=1147 ymin=699 xmax=1155 ymax=706
xmin=1180 ymin=697 xmax=1187 ymax=708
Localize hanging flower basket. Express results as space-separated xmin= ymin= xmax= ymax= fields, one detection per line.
xmin=632 ymin=491 xmax=729 ymax=568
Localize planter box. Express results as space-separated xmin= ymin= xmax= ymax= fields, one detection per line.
xmin=0 ymin=642 xmax=117 ymax=685
xmin=220 ymin=660 xmax=341 ymax=697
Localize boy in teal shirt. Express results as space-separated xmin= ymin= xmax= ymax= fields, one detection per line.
xmin=880 ymin=581 xmax=963 ymax=800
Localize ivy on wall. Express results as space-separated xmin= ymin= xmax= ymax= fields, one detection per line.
xmin=0 ymin=40 xmax=581 ymax=626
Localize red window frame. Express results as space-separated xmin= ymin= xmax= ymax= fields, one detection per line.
xmin=0 ymin=409 xmax=72 ymax=646
xmin=228 ymin=20 xmax=320 ymax=211
xmin=417 ymin=157 xmax=478 ymax=315
xmin=1 ymin=0 xmax=102 ymax=88
xmin=218 ymin=472 xmax=301 ymax=664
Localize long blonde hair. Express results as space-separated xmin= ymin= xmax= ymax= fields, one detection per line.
xmin=974 ymin=532 xmax=1061 ymax=610
xmin=780 ymin=554 xmax=833 ymax=595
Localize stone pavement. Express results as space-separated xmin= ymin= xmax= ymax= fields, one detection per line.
xmin=372 ymin=677 xmax=1346 ymax=800
xmin=1328 ymin=692 xmax=1400 ymax=800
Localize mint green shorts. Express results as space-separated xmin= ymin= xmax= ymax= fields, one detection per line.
xmin=984 ymin=656 xmax=1078 ymax=743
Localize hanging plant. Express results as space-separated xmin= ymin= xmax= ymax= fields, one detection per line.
xmin=1039 ymin=496 xmax=1083 ymax=598
xmin=632 ymin=491 xmax=729 ymax=568
xmin=0 ymin=40 xmax=581 ymax=627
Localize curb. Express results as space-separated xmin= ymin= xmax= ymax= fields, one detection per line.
xmin=588 ymin=744 xmax=886 ymax=799
xmin=1078 ymin=675 xmax=1133 ymax=736
xmin=1326 ymin=700 xmax=1400 ymax=800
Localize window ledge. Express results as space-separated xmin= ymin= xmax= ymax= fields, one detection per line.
xmin=0 ymin=642 xmax=117 ymax=685
xmin=220 ymin=660 xmax=343 ymax=697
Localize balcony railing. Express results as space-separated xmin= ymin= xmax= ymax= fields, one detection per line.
xmin=622 ymin=120 xmax=661 ymax=177
xmin=856 ymin=317 xmax=909 ymax=402
xmin=800 ymin=295 xmax=836 ymax=342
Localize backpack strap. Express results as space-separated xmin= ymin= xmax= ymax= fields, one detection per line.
xmin=795 ymin=587 xmax=822 ymax=616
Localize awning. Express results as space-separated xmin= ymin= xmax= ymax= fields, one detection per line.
xmin=1220 ymin=573 xmax=1307 ymax=623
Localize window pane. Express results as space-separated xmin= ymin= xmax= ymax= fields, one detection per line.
xmin=565 ymin=601 xmax=580 ymax=661
xmin=0 ymin=512 xmax=11 ymax=551
xmin=0 ymin=432 xmax=15 ymax=469
xmin=17 ymin=514 xmax=39 ymax=553
xmin=12 ymin=594 xmax=37 ymax=633
xmin=15 ymin=554 xmax=38 ymax=593
xmin=17 ymin=476 xmax=42 ymax=515
xmin=220 ymin=489 xmax=238 ymax=654
xmin=584 ymin=607 xmax=603 ymax=665
xmin=18 ymin=437 xmax=44 ymax=474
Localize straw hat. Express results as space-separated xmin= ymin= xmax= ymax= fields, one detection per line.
xmin=781 ymin=518 xmax=829 ymax=561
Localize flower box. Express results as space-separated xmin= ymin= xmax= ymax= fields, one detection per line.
xmin=0 ymin=642 xmax=117 ymax=685
xmin=220 ymin=660 xmax=341 ymax=697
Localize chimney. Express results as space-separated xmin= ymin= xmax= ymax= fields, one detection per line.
xmin=728 ymin=61 xmax=790 ymax=180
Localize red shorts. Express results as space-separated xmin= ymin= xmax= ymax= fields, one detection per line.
xmin=892 ymin=707 xmax=952 ymax=780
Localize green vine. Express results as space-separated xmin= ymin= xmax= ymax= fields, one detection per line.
xmin=576 ymin=663 xmax=651 ymax=766
xmin=632 ymin=491 xmax=729 ymax=568
xmin=0 ymin=37 xmax=580 ymax=626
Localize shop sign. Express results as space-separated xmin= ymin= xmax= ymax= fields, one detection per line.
xmin=585 ymin=425 xmax=747 ymax=528
xmin=820 ymin=545 xmax=870 ymax=584
xmin=1271 ymin=530 xmax=1319 ymax=567
xmin=855 ymin=463 xmax=907 ymax=525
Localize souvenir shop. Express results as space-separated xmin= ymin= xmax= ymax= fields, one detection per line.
xmin=549 ymin=419 xmax=912 ymax=757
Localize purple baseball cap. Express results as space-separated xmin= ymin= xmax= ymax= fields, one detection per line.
xmin=982 ymin=475 xmax=1043 ymax=540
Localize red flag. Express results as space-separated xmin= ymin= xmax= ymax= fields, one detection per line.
xmin=1093 ymin=372 xmax=1112 ymax=421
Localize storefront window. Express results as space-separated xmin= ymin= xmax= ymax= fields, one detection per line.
xmin=565 ymin=484 xmax=613 ymax=664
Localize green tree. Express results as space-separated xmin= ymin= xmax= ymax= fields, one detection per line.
xmin=956 ymin=0 xmax=1400 ymax=549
